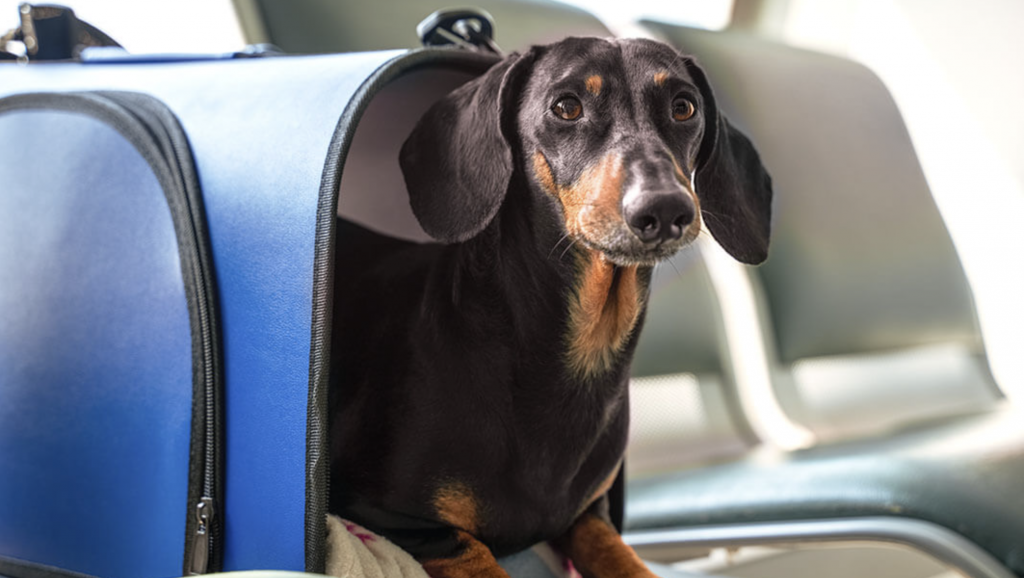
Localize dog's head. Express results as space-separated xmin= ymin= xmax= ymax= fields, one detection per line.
xmin=400 ymin=37 xmax=773 ymax=265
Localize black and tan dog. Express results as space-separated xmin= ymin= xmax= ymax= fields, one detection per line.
xmin=330 ymin=37 xmax=772 ymax=577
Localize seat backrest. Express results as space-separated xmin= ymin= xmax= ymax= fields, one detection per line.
xmin=235 ymin=0 xmax=610 ymax=53
xmin=643 ymin=23 xmax=1003 ymax=442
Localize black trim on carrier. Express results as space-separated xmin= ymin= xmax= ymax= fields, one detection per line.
xmin=0 ymin=91 xmax=224 ymax=576
xmin=307 ymin=47 xmax=499 ymax=573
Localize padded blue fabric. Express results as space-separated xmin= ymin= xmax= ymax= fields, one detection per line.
xmin=0 ymin=110 xmax=192 ymax=578
xmin=0 ymin=51 xmax=405 ymax=572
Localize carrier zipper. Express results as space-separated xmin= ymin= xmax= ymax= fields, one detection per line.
xmin=166 ymin=96 xmax=221 ymax=574
xmin=189 ymin=497 xmax=215 ymax=575
xmin=191 ymin=221 xmax=218 ymax=574
xmin=93 ymin=91 xmax=225 ymax=575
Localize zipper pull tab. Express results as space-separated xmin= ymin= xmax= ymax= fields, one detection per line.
xmin=189 ymin=497 xmax=215 ymax=575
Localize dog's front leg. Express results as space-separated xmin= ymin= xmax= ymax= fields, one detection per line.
xmin=556 ymin=496 xmax=657 ymax=578
xmin=419 ymin=530 xmax=511 ymax=578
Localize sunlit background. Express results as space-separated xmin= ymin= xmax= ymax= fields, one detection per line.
xmin=2 ymin=0 xmax=1021 ymax=400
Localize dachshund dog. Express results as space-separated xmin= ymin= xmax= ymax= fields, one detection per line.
xmin=329 ymin=37 xmax=772 ymax=578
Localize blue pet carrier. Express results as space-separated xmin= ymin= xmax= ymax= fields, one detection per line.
xmin=0 ymin=9 xmax=498 ymax=577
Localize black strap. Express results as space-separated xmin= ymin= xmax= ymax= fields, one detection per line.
xmin=416 ymin=8 xmax=503 ymax=56
xmin=1 ymin=4 xmax=121 ymax=61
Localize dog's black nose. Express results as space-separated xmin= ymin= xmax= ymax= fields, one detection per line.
xmin=625 ymin=193 xmax=694 ymax=243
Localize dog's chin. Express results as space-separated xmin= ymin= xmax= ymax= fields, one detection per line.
xmin=580 ymin=236 xmax=689 ymax=267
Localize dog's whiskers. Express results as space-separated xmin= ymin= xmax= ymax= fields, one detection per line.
xmin=559 ymin=238 xmax=578 ymax=261
xmin=699 ymin=209 xmax=731 ymax=230
xmin=548 ymin=232 xmax=572 ymax=259
xmin=699 ymin=208 xmax=726 ymax=219
xmin=666 ymin=257 xmax=683 ymax=281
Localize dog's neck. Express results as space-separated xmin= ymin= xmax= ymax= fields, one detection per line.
xmin=564 ymin=250 xmax=645 ymax=380
xmin=449 ymin=187 xmax=651 ymax=385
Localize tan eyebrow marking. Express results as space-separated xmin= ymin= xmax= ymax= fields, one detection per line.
xmin=653 ymin=71 xmax=669 ymax=87
xmin=585 ymin=75 xmax=603 ymax=96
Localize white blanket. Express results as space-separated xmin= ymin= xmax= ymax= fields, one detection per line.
xmin=325 ymin=514 xmax=429 ymax=578
xmin=325 ymin=513 xmax=578 ymax=578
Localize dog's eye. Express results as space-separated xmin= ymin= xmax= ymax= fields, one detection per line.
xmin=552 ymin=97 xmax=583 ymax=121
xmin=672 ymin=98 xmax=696 ymax=122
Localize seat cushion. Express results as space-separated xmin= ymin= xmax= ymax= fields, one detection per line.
xmin=625 ymin=405 xmax=1024 ymax=575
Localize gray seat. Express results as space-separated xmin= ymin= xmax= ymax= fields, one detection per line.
xmin=655 ymin=24 xmax=1001 ymax=441
xmin=624 ymin=22 xmax=1022 ymax=578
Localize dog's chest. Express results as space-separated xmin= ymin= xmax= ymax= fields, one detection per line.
xmin=423 ymin=252 xmax=645 ymax=550
xmin=472 ymin=378 xmax=631 ymax=555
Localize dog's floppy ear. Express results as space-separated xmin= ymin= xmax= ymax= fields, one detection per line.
xmin=685 ymin=58 xmax=773 ymax=265
xmin=400 ymin=49 xmax=538 ymax=243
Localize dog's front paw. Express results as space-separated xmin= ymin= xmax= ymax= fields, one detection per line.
xmin=419 ymin=531 xmax=511 ymax=578
xmin=557 ymin=512 xmax=658 ymax=578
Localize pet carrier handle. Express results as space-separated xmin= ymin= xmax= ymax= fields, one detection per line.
xmin=1 ymin=3 xmax=121 ymax=61
xmin=416 ymin=8 xmax=503 ymax=56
